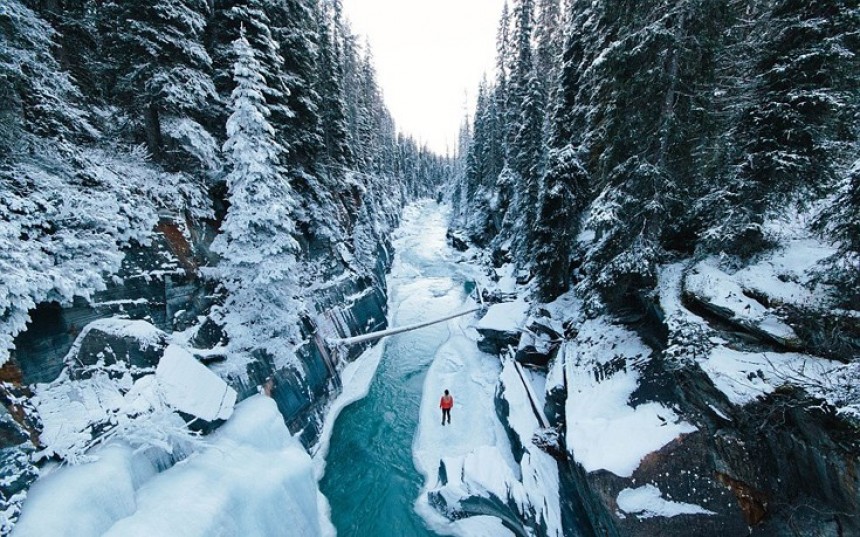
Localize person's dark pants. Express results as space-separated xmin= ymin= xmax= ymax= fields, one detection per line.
xmin=442 ymin=408 xmax=451 ymax=425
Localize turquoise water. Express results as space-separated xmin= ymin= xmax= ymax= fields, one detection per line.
xmin=320 ymin=204 xmax=468 ymax=537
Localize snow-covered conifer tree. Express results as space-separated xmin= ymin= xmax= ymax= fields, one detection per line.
xmin=98 ymin=0 xmax=216 ymax=158
xmin=212 ymin=32 xmax=301 ymax=363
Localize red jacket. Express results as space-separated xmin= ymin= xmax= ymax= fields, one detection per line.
xmin=440 ymin=395 xmax=454 ymax=409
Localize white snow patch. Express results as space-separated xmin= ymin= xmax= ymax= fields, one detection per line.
xmin=617 ymin=484 xmax=715 ymax=519
xmin=734 ymin=239 xmax=835 ymax=308
xmin=566 ymin=365 xmax=696 ymax=477
xmin=450 ymin=516 xmax=516 ymax=537
xmin=12 ymin=444 xmax=157 ymax=537
xmin=495 ymin=264 xmax=517 ymax=294
xmin=563 ymin=322 xmax=697 ymax=477
xmin=414 ymin=319 xmax=521 ymax=536
xmin=95 ymin=318 xmax=164 ymax=346
xmin=698 ymin=347 xmax=839 ymax=406
xmin=16 ymin=397 xmax=321 ymax=537
xmin=499 ymin=359 xmax=562 ymax=536
xmin=686 ymin=259 xmax=798 ymax=343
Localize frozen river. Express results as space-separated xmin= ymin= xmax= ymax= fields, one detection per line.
xmin=319 ymin=200 xmax=503 ymax=536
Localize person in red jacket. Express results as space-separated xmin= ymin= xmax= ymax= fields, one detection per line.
xmin=440 ymin=389 xmax=454 ymax=426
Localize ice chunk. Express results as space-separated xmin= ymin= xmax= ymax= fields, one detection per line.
xmin=102 ymin=396 xmax=320 ymax=537
xmin=156 ymin=345 xmax=236 ymax=421
xmin=15 ymin=397 xmax=321 ymax=537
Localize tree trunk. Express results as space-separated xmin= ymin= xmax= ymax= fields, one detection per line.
xmin=144 ymin=104 xmax=162 ymax=158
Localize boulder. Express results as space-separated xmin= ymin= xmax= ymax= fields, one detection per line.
xmin=445 ymin=229 xmax=469 ymax=252
xmin=476 ymin=301 xmax=530 ymax=355
xmin=68 ymin=318 xmax=167 ymax=380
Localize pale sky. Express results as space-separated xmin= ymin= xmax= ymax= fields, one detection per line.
xmin=341 ymin=0 xmax=507 ymax=156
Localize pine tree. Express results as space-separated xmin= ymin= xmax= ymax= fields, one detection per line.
xmin=98 ymin=0 xmax=216 ymax=157
xmin=816 ymin=160 xmax=860 ymax=308
xmin=211 ymin=0 xmax=291 ymax=134
xmin=533 ymin=146 xmax=589 ymax=300
xmin=269 ymin=0 xmax=326 ymax=170
xmin=535 ymin=0 xmax=563 ymax=129
xmin=212 ymin=33 xmax=301 ymax=355
xmin=514 ymin=65 xmax=546 ymax=248
xmin=0 ymin=0 xmax=95 ymax=149
xmin=705 ymin=0 xmax=860 ymax=255
xmin=316 ymin=0 xmax=353 ymax=168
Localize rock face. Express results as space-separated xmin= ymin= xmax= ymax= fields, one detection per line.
xmin=540 ymin=273 xmax=860 ymax=537
xmin=462 ymin=255 xmax=859 ymax=537
xmin=476 ymin=300 xmax=530 ymax=355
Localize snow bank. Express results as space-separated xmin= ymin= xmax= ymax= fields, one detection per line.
xmin=450 ymin=516 xmax=516 ymax=537
xmin=414 ymin=323 xmax=522 ymax=535
xmin=103 ymin=396 xmax=320 ymax=537
xmin=434 ymin=446 xmax=523 ymax=509
xmin=35 ymin=343 xmax=236 ymax=463
xmin=494 ymin=264 xmax=517 ymax=294
xmin=498 ymin=359 xmax=562 ymax=536
xmin=617 ymin=484 xmax=715 ymax=519
xmin=17 ymin=397 xmax=322 ymax=537
xmin=698 ymin=347 xmax=838 ymax=406
xmin=564 ymin=321 xmax=696 ymax=477
xmin=156 ymin=344 xmax=236 ymax=422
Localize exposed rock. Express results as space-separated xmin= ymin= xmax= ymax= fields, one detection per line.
xmin=67 ymin=319 xmax=167 ymax=380
xmin=492 ymin=243 xmax=513 ymax=268
xmin=683 ymin=260 xmax=803 ymax=350
xmin=515 ymin=317 xmax=562 ymax=367
xmin=515 ymin=331 xmax=556 ymax=367
xmin=714 ymin=472 xmax=768 ymax=526
xmin=190 ymin=316 xmax=228 ymax=349
xmin=532 ymin=427 xmax=566 ymax=461
xmin=477 ymin=330 xmax=520 ymax=355
xmin=446 ymin=229 xmax=470 ymax=252
xmin=476 ymin=301 xmax=530 ymax=355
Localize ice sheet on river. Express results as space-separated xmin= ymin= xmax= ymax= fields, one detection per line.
xmin=414 ymin=313 xmax=562 ymax=536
